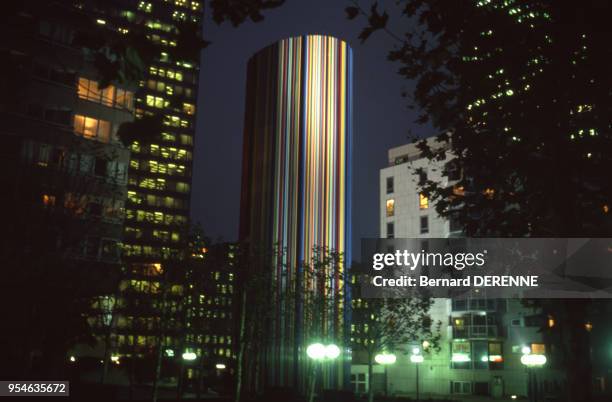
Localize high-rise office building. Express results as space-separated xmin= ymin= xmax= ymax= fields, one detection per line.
xmin=0 ymin=0 xmax=134 ymax=374
xmin=106 ymin=0 xmax=203 ymax=361
xmin=14 ymin=0 xmax=205 ymax=371
xmin=240 ymin=34 xmax=353 ymax=388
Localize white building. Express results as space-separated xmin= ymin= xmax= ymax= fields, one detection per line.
xmin=351 ymin=138 xmax=560 ymax=399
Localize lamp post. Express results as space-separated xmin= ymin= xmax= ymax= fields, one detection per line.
xmin=520 ymin=346 xmax=547 ymax=402
xmin=374 ymin=352 xmax=396 ymax=397
xmin=306 ymin=343 xmax=341 ymax=402
xmin=410 ymin=347 xmax=424 ymax=401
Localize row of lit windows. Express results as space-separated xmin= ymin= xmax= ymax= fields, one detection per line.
xmin=147 ymin=34 xmax=177 ymax=48
xmin=163 ymin=132 xmax=193 ymax=145
xmin=149 ymin=66 xmax=184 ymax=81
xmin=131 ymin=177 xmax=191 ymax=193
xmin=186 ymin=334 xmax=231 ymax=345
xmin=146 ymin=79 xmax=194 ymax=99
xmin=152 ymin=229 xmax=181 ymax=242
xmin=122 ymin=244 xmax=182 ymax=258
xmin=127 ymin=190 xmax=188 ymax=210
xmin=78 ymin=77 xmax=134 ymax=111
xmin=146 ymin=94 xmax=170 ymax=109
xmin=164 ymin=114 xmax=191 ymax=128
xmin=130 ymin=159 xmax=188 ymax=177
xmin=125 ymin=209 xmax=187 ymax=226
xmin=145 ymin=94 xmax=195 ymax=115
xmin=132 ymin=143 xmax=193 ymax=161
xmin=385 ymin=194 xmax=428 ymax=217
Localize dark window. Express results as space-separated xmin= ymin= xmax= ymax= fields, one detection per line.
xmin=418 ymin=169 xmax=427 ymax=184
xmin=450 ymin=215 xmax=463 ymax=233
xmin=469 ymin=298 xmax=487 ymax=310
xmin=88 ymin=202 xmax=102 ymax=216
xmin=474 ymin=382 xmax=489 ymax=395
xmin=452 ymin=299 xmax=467 ymax=311
xmin=446 ymin=161 xmax=461 ymax=181
xmin=85 ymin=237 xmax=100 ymax=258
xmin=473 ymin=341 xmax=488 ymax=369
xmin=101 ymin=239 xmax=119 ymax=261
xmin=94 ymin=157 xmax=107 ymax=176
xmin=44 ymin=108 xmax=71 ymax=125
xmin=386 ymin=176 xmax=394 ymax=194
xmin=420 ymin=216 xmax=429 ymax=234
xmin=51 ymin=149 xmax=65 ymax=167
xmin=451 ymin=381 xmax=471 ymax=394
xmin=524 ymin=315 xmax=545 ymax=328
xmin=387 ymin=222 xmax=394 ymax=239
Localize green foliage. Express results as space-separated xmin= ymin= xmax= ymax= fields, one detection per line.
xmin=349 ymin=2 xmax=612 ymax=401
xmin=210 ymin=0 xmax=285 ymax=26
xmin=116 ymin=114 xmax=164 ymax=147
xmin=349 ymin=0 xmax=612 ymax=237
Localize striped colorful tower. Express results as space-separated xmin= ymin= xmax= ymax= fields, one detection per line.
xmin=240 ymin=35 xmax=353 ymax=389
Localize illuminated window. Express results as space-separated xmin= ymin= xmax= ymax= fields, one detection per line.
xmin=453 ymin=186 xmax=465 ymax=196
xmin=530 ymin=343 xmax=545 ymax=355
xmin=115 ymin=88 xmax=134 ymax=110
xmin=484 ymin=188 xmax=495 ymax=199
xmin=386 ymin=199 xmax=395 ymax=217
xmin=146 ymin=95 xmax=167 ymax=108
xmin=176 ymin=182 xmax=190 ymax=193
xmin=419 ymin=193 xmax=429 ymax=209
xmin=180 ymin=134 xmax=193 ymax=145
xmin=547 ymin=315 xmax=555 ymax=328
xmin=585 ymin=322 xmax=593 ymax=332
xmin=182 ymin=103 xmax=195 ymax=115
xmin=42 ymin=194 xmax=56 ymax=206
xmin=74 ymin=115 xmax=112 ymax=143
xmin=451 ymin=341 xmax=471 ymax=369
xmin=454 ymin=317 xmax=465 ymax=329
xmin=78 ymin=77 xmax=130 ymax=108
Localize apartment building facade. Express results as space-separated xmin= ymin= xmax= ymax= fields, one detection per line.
xmin=350 ymin=139 xmax=559 ymax=399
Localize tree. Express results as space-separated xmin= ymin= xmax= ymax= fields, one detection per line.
xmin=350 ymin=263 xmax=440 ymax=402
xmin=233 ymin=242 xmax=283 ymax=401
xmin=348 ymin=1 xmax=612 ymax=401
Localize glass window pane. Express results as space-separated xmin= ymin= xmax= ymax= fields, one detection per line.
xmin=74 ymin=114 xmax=85 ymax=134
xmin=83 ymin=117 xmax=97 ymax=138
xmin=98 ymin=120 xmax=111 ymax=142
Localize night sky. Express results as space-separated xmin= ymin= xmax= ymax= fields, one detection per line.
xmin=191 ymin=0 xmax=434 ymax=258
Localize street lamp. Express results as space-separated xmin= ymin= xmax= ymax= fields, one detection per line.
xmin=306 ymin=343 xmax=341 ymax=402
xmin=520 ymin=346 xmax=547 ymax=402
xmin=375 ymin=352 xmax=396 ymax=397
xmin=410 ymin=347 xmax=424 ymax=401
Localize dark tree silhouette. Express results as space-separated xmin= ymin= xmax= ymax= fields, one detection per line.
xmin=348 ymin=2 xmax=612 ymax=401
